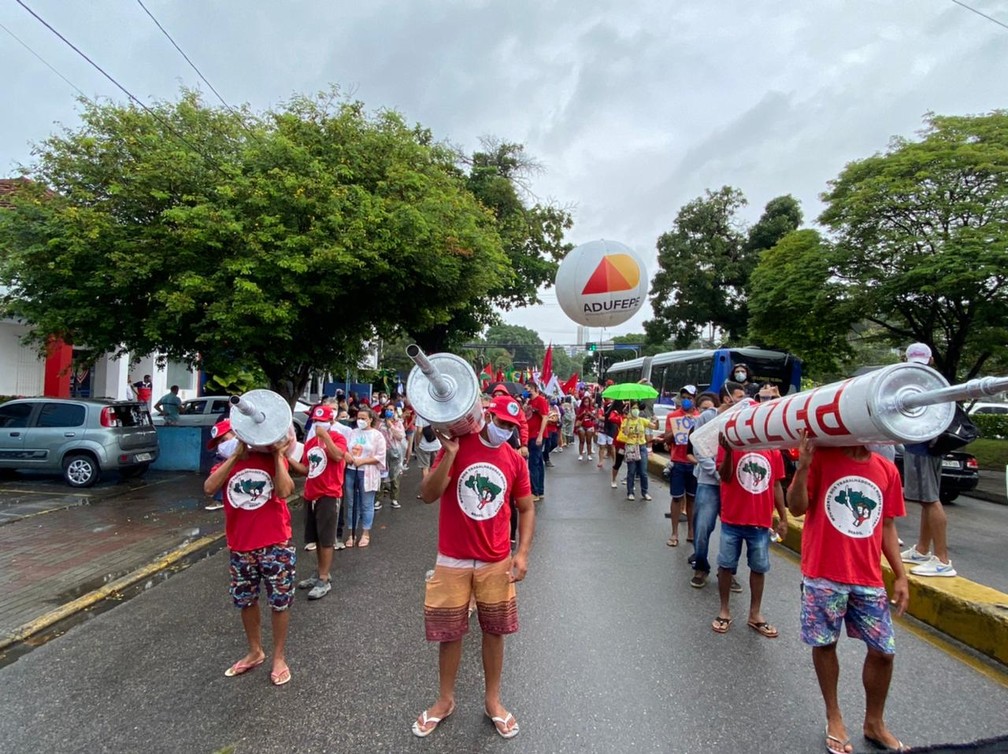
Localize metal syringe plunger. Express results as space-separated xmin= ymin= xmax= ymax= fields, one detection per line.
xmin=229 ymin=389 xmax=294 ymax=452
xmin=405 ymin=344 xmax=485 ymax=437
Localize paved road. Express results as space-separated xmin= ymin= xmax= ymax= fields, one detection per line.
xmin=0 ymin=451 xmax=1006 ymax=753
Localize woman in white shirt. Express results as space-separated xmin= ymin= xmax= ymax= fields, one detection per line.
xmin=342 ymin=406 xmax=387 ymax=547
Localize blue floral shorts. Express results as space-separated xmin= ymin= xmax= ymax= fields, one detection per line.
xmin=228 ymin=544 xmax=296 ymax=611
xmin=800 ymin=577 xmax=895 ymax=655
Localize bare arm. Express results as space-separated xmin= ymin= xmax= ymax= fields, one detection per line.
xmin=773 ymin=481 xmax=788 ymax=539
xmin=318 ymin=426 xmax=346 ymax=462
xmin=882 ymin=517 xmax=909 ymax=616
xmin=786 ymin=430 xmax=813 ymax=517
xmin=510 ymin=493 xmax=536 ymax=582
xmin=203 ymin=444 xmax=246 ymax=495
xmin=716 ymin=434 xmax=734 ymax=484
xmin=272 ymin=445 xmax=295 ymax=499
xmin=419 ymin=434 xmax=457 ymax=503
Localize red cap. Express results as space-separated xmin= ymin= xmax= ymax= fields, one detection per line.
xmin=488 ymin=394 xmax=522 ymax=426
xmin=207 ymin=418 xmax=233 ymax=449
xmin=312 ymin=405 xmax=335 ymax=423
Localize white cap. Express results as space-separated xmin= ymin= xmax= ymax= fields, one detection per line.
xmin=905 ymin=343 xmax=932 ymax=364
xmin=680 ymin=384 xmax=697 ymax=396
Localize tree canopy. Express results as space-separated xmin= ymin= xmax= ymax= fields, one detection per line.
xmin=818 ymin=111 xmax=1008 ymax=380
xmin=0 ymin=91 xmax=566 ymax=400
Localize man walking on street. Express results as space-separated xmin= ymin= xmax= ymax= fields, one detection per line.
xmin=788 ymin=431 xmax=910 ymax=754
xmin=663 ymin=384 xmax=700 ymax=547
xmin=710 ymin=432 xmax=787 ymax=637
xmin=525 ymin=382 xmax=549 ymax=501
xmin=154 ymin=385 xmax=183 ymax=425
xmin=899 ymin=342 xmax=957 ymax=578
xmin=412 ymin=394 xmax=535 ymax=740
xmin=204 ymin=434 xmax=298 ymax=687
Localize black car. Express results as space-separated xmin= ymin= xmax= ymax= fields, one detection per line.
xmin=893 ymin=448 xmax=979 ymax=503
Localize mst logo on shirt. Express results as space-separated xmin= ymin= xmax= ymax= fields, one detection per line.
xmin=228 ymin=468 xmax=274 ymax=511
xmin=306 ymin=446 xmax=328 ymax=478
xmin=456 ymin=462 xmax=508 ymax=521
xmin=824 ymin=475 xmax=883 ymax=538
xmin=735 ymin=452 xmax=771 ymax=495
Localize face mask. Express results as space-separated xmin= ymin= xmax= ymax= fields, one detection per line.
xmin=384 ymin=410 xmax=393 ymax=419
xmin=356 ymin=419 xmax=369 ymax=429
xmin=217 ymin=437 xmax=239 ymax=457
xmin=485 ymin=420 xmax=513 ymax=447
xmin=631 ymin=408 xmax=640 ymax=418
xmin=681 ymin=399 xmax=693 ymax=411
xmin=734 ymin=371 xmax=747 ymax=382
xmin=314 ymin=421 xmax=331 ymax=433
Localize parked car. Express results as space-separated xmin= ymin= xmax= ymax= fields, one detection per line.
xmin=0 ymin=398 xmax=159 ymax=487
xmin=967 ymin=401 xmax=1008 ymax=416
xmin=152 ymin=395 xmax=309 ymax=440
xmin=893 ymin=447 xmax=979 ymax=503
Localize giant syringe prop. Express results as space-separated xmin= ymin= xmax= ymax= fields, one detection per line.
xmin=690 ymin=364 xmax=1008 ymax=457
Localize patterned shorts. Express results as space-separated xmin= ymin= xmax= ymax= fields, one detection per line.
xmin=424 ymin=555 xmax=517 ymax=642
xmin=229 ymin=544 xmax=296 ymax=611
xmin=800 ymin=577 xmax=895 ymax=655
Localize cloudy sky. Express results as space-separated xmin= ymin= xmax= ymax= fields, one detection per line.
xmin=3 ymin=0 xmax=1007 ymax=347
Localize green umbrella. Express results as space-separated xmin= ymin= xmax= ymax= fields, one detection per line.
xmin=602 ymin=382 xmax=658 ymax=400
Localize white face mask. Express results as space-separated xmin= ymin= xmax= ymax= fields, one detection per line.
xmin=733 ymin=371 xmax=747 ymax=382
xmin=314 ymin=421 xmax=331 ymax=433
xmin=356 ymin=418 xmax=369 ymax=429
xmin=217 ymin=437 xmax=239 ymax=457
xmin=485 ymin=420 xmax=514 ymax=447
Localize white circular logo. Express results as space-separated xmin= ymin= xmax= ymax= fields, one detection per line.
xmin=228 ymin=468 xmax=274 ymax=510
xmin=735 ymin=452 xmax=772 ymax=495
xmin=306 ymin=445 xmax=328 ymax=478
xmin=824 ymin=475 xmax=883 ymax=538
xmin=506 ymin=401 xmax=520 ymax=417
xmin=456 ymin=462 xmax=508 ymax=520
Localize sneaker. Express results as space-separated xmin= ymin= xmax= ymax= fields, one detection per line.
xmin=333 ymin=540 xmax=346 ymax=551
xmin=911 ymin=557 xmax=957 ymax=577
xmin=307 ymin=579 xmax=332 ymax=600
xmin=373 ymin=500 xmax=383 ymax=511
xmin=688 ymin=554 xmax=697 ymax=566
xmin=611 ymin=481 xmax=617 ymax=488
xmin=297 ymin=572 xmax=319 ymax=590
xmin=545 ymin=460 xmax=555 ymax=467
xmin=304 ymin=542 xmax=317 ymax=551
xmin=402 ymin=464 xmax=409 ymax=471
xmin=391 ymin=499 xmax=401 ymax=509
xmin=690 ymin=574 xmax=706 ymax=589
xmin=578 ymin=454 xmax=584 ymax=461
xmin=730 ymin=578 xmax=743 ymax=593
xmin=642 ymin=493 xmax=653 ymax=501
xmin=204 ymin=501 xmax=224 ymax=511
xmin=901 ymin=546 xmax=931 ymax=564
xmin=627 ymin=494 xmax=635 ymax=501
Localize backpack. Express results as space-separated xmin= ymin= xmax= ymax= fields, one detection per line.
xmin=927 ymin=405 xmax=980 ymax=456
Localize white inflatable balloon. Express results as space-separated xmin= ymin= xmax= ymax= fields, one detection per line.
xmin=555 ymin=239 xmax=648 ymax=327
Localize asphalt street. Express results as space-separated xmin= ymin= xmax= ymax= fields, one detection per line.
xmin=1 ymin=450 xmax=1006 ymax=754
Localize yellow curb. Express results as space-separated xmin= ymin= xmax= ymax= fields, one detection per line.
xmin=647 ymin=453 xmax=1008 ymax=667
xmin=0 ymin=533 xmax=225 ymax=651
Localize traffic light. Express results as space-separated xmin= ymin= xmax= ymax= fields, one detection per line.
xmin=586 ymin=342 xmax=597 ymax=352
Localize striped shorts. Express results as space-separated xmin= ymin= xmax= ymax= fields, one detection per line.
xmin=424 ymin=553 xmax=518 ymax=642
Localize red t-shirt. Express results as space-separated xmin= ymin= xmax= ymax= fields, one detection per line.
xmin=716 ymin=447 xmax=784 ymax=527
xmin=433 ymin=433 xmax=532 ymax=562
xmin=301 ymin=431 xmax=348 ymax=501
xmin=576 ymin=406 xmax=597 ymax=429
xmin=223 ymin=453 xmax=293 ymax=552
xmin=665 ymin=409 xmax=699 ymax=463
xmin=525 ymin=395 xmax=549 ymax=438
xmin=801 ymin=447 xmax=906 ymax=588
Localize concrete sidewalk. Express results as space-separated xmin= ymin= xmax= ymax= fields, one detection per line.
xmin=970 ymin=469 xmax=1007 ymax=506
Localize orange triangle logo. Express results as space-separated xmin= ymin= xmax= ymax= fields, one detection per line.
xmin=581 ymin=254 xmax=639 ymax=295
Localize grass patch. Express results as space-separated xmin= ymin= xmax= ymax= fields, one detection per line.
xmin=964 ymin=438 xmax=1008 ymax=470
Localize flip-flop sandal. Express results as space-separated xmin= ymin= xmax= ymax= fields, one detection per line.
xmin=666 ymin=538 xmax=679 ymax=547
xmin=358 ymin=534 xmax=371 ymax=548
xmin=711 ymin=617 xmax=732 ymax=634
xmin=747 ymin=621 xmax=779 ymax=638
xmin=826 ymin=726 xmax=852 ymax=753
xmin=486 ymin=710 xmax=519 ymax=739
xmin=224 ymin=656 xmax=265 ymax=677
xmin=412 ymin=702 xmax=456 ymax=738
xmin=270 ymin=667 xmax=292 ymax=686
xmin=863 ymin=734 xmax=909 ymax=751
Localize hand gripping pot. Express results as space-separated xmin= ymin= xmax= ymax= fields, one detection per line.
xmin=229 ymin=389 xmax=295 ymax=452
xmin=405 ymin=344 xmax=484 ymax=437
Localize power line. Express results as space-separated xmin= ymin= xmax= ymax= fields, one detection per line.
xmin=0 ymin=19 xmax=86 ymax=96
xmin=950 ymin=0 xmax=1008 ymax=33
xmin=15 ymin=0 xmax=229 ymax=174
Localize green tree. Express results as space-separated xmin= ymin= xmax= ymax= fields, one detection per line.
xmin=0 ymin=90 xmax=509 ymax=402
xmin=482 ymin=323 xmax=544 ymax=369
xmin=819 ymin=111 xmax=1008 ymax=380
xmin=744 ymin=195 xmax=803 ymax=254
xmin=748 ymin=229 xmax=855 ymax=377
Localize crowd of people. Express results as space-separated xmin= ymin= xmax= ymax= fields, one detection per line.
xmin=203 ymin=343 xmax=961 ymax=751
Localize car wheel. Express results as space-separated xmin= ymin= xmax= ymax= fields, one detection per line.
xmin=939 ymin=493 xmax=958 ymax=504
xmin=63 ymin=453 xmax=101 ymax=488
xmin=119 ymin=463 xmax=150 ymax=479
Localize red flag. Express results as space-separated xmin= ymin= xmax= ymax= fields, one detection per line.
xmin=481 ymin=362 xmax=493 ymax=379
xmin=541 ymin=343 xmax=553 ymax=387
xmin=495 ymin=369 xmax=505 ymax=383
xmin=561 ymin=372 xmax=579 ymax=395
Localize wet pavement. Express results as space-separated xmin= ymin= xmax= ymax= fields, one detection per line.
xmin=0 ymin=454 xmax=1006 ymax=753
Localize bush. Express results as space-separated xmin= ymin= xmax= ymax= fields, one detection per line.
xmin=971 ymin=413 xmax=1008 ymax=440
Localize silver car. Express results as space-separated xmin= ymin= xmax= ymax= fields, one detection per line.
xmin=152 ymin=395 xmax=309 ymax=440
xmin=0 ymin=398 xmax=159 ymax=487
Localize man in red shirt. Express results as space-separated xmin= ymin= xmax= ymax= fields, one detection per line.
xmin=712 ymin=433 xmax=788 ymax=638
xmin=788 ymin=431 xmax=909 ymax=754
xmin=662 ymin=385 xmax=700 ymax=547
xmin=412 ymin=394 xmax=535 ymax=740
xmin=524 ymin=382 xmax=549 ymax=501
xmin=204 ymin=432 xmax=297 ymax=687
xmin=290 ymin=405 xmax=348 ymax=601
